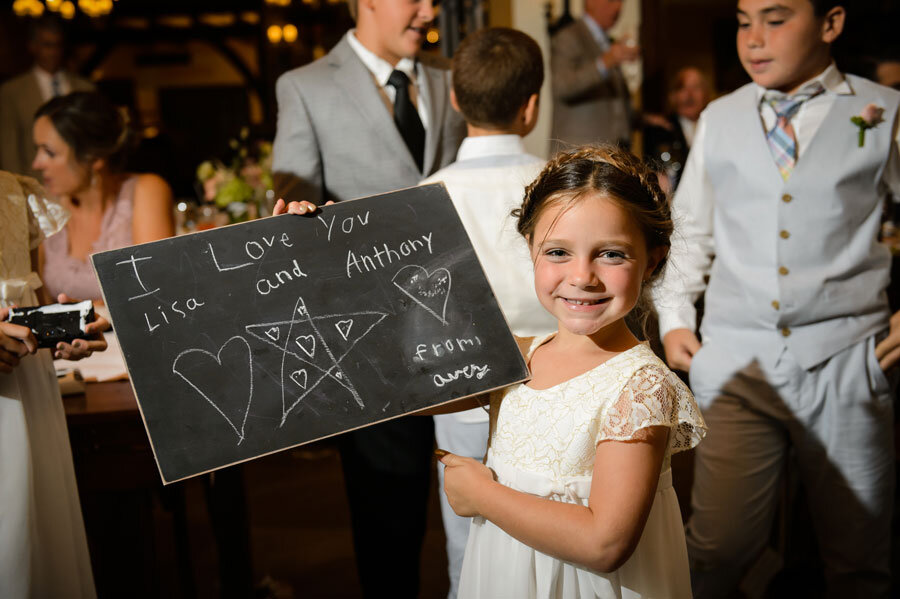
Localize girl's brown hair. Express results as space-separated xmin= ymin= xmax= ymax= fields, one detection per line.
xmin=513 ymin=144 xmax=673 ymax=336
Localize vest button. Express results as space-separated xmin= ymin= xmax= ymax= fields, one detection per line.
xmin=782 ymin=194 xmax=793 ymax=203
xmin=772 ymin=300 xmax=780 ymax=310
xmin=779 ymin=266 xmax=789 ymax=276
xmin=781 ymin=327 xmax=791 ymax=337
xmin=780 ymin=230 xmax=790 ymax=239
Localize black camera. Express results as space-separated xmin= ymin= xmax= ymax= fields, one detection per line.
xmin=8 ymin=301 xmax=95 ymax=349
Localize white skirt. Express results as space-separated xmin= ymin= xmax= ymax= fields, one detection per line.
xmin=458 ymin=454 xmax=691 ymax=599
xmin=0 ymin=350 xmax=95 ymax=598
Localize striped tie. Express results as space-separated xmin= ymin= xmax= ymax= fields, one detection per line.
xmin=764 ymin=83 xmax=824 ymax=181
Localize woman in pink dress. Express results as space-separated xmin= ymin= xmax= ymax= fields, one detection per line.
xmin=32 ymin=91 xmax=174 ymax=302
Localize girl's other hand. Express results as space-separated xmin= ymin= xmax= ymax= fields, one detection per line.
xmin=273 ymin=198 xmax=334 ymax=216
xmin=53 ymin=294 xmax=110 ymax=361
xmin=0 ymin=307 xmax=38 ymax=373
xmin=438 ymin=450 xmax=496 ymax=517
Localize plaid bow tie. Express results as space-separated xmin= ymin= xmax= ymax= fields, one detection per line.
xmin=764 ymin=83 xmax=825 ymax=181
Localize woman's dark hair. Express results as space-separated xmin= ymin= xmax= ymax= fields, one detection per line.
xmin=34 ymin=91 xmax=136 ymax=173
xmin=514 ymin=144 xmax=673 ymax=337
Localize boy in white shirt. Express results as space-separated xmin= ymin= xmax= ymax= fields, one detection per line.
xmin=419 ymin=27 xmax=558 ymax=598
xmin=653 ymin=1 xmax=900 ymax=596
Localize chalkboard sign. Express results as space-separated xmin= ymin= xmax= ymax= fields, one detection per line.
xmin=92 ymin=184 xmax=530 ymax=483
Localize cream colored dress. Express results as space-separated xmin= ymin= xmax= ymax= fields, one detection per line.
xmin=0 ymin=173 xmax=96 ymax=598
xmin=458 ymin=337 xmax=706 ymax=599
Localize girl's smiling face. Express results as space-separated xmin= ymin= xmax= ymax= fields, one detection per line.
xmin=530 ymin=192 xmax=662 ymax=342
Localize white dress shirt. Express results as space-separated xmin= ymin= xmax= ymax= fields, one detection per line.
xmin=655 ymin=63 xmax=900 ymax=338
xmin=582 ymin=13 xmax=613 ymax=80
xmin=347 ymin=30 xmax=430 ymax=131
xmin=422 ymin=134 xmax=557 ymax=423
xmin=32 ymin=66 xmax=72 ymax=101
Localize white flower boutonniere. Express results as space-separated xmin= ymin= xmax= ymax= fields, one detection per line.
xmin=850 ymin=103 xmax=885 ymax=147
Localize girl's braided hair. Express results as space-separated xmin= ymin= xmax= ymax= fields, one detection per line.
xmin=513 ymin=144 xmax=674 ymax=336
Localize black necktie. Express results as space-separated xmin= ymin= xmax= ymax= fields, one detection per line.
xmin=387 ymin=69 xmax=425 ymax=173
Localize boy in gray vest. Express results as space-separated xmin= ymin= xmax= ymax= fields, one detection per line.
xmin=652 ymin=0 xmax=900 ymax=596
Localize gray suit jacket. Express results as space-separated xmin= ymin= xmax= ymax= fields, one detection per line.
xmin=0 ymin=70 xmax=94 ymax=177
xmin=550 ymin=19 xmax=632 ymax=150
xmin=272 ymin=34 xmax=465 ymax=204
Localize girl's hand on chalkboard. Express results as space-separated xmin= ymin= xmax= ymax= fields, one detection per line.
xmin=438 ymin=450 xmax=497 ymax=517
xmin=0 ymin=307 xmax=38 ymax=373
xmin=273 ymin=199 xmax=334 ymax=216
xmin=53 ymin=294 xmax=110 ymax=360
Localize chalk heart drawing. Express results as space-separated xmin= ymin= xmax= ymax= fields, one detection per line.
xmin=172 ymin=335 xmax=254 ymax=445
xmin=294 ymin=334 xmax=316 ymax=358
xmin=335 ymin=319 xmax=353 ymax=341
xmin=392 ymin=264 xmax=451 ymax=325
xmin=289 ymin=368 xmax=308 ymax=389
xmin=265 ymin=327 xmax=280 ymax=342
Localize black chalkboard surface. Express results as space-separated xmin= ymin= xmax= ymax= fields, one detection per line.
xmin=92 ymin=184 xmax=530 ymax=483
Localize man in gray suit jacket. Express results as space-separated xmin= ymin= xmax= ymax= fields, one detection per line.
xmin=272 ymin=1 xmax=464 ymax=595
xmin=0 ymin=16 xmax=93 ymax=177
xmin=550 ymin=0 xmax=639 ymax=150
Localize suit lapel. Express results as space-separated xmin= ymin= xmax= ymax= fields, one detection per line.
xmin=329 ymin=38 xmax=419 ymax=177
xmin=420 ymin=62 xmax=445 ymax=176
xmin=578 ymin=20 xmax=607 ymax=54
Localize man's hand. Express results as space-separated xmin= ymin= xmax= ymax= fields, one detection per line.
xmin=602 ymin=40 xmax=640 ymax=69
xmin=662 ymin=328 xmax=701 ymax=372
xmin=875 ymin=310 xmax=900 ymax=371
xmin=0 ymin=307 xmax=38 ymax=373
xmin=437 ymin=450 xmax=496 ymax=518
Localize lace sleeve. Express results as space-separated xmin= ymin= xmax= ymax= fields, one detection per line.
xmin=596 ymin=364 xmax=706 ymax=453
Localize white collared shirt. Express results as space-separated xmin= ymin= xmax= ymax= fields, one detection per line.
xmin=678 ymin=115 xmax=698 ymax=148
xmin=654 ymin=63 xmax=900 ymax=337
xmin=421 ymin=134 xmax=556 ymax=424
xmin=346 ymin=30 xmax=430 ymax=131
xmin=582 ymin=14 xmax=612 ymax=80
xmin=32 ymin=66 xmax=71 ymax=101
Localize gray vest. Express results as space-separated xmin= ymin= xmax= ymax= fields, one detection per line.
xmin=700 ymin=75 xmax=900 ymax=369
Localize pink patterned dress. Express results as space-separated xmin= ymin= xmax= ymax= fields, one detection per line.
xmin=42 ymin=175 xmax=138 ymax=301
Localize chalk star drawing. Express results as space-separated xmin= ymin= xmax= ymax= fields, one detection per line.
xmin=245 ymin=296 xmax=388 ymax=426
xmin=392 ymin=264 xmax=452 ymax=325
xmin=172 ymin=335 xmax=254 ymax=445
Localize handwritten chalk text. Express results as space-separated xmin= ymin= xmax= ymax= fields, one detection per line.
xmin=145 ymin=297 xmax=206 ymax=332
xmin=433 ymin=364 xmax=491 ymax=387
xmin=413 ymin=335 xmax=482 ymax=362
xmin=318 ymin=211 xmax=371 ymax=241
xmin=346 ymin=233 xmax=433 ymax=278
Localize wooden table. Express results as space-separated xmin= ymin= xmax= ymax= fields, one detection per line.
xmin=63 ymin=381 xmax=252 ymax=598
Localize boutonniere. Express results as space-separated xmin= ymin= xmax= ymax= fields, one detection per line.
xmin=850 ymin=103 xmax=885 ymax=147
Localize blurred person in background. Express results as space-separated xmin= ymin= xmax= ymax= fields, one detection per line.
xmin=32 ymin=91 xmax=174 ymax=303
xmin=0 ymin=15 xmax=93 ymax=178
xmin=551 ymin=0 xmax=640 ymax=150
xmin=644 ymin=66 xmax=713 ymax=192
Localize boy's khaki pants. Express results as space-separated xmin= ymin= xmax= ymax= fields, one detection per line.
xmin=685 ymin=333 xmax=894 ymax=599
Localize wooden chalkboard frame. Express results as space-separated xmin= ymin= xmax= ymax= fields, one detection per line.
xmin=93 ymin=184 xmax=531 ymax=484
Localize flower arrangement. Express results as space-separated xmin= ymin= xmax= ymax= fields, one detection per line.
xmin=850 ymin=103 xmax=885 ymax=148
xmin=196 ymin=127 xmax=274 ymax=223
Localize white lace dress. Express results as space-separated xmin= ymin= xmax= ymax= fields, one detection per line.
xmin=0 ymin=173 xmax=96 ymax=598
xmin=457 ymin=337 xmax=706 ymax=599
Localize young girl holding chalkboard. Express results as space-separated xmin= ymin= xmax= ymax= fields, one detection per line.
xmin=436 ymin=146 xmax=707 ymax=598
xmin=274 ymin=147 xmax=707 ymax=597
